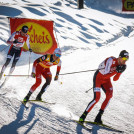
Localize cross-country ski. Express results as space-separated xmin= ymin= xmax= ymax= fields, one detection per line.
xmin=28 ymin=100 xmax=56 ymax=105
xmin=73 ymin=120 xmax=92 ymax=132
xmin=85 ymin=121 xmax=123 ymax=133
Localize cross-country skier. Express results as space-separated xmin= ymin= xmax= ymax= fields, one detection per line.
xmin=0 ymin=25 xmax=32 ymax=80
xmin=79 ymin=50 xmax=129 ymax=124
xmin=23 ymin=48 xmax=62 ymax=104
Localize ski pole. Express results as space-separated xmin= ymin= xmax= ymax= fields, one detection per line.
xmin=4 ymin=74 xmax=30 ymax=77
xmin=28 ymin=52 xmax=31 ymax=77
xmin=59 ymin=69 xmax=98 ymax=75
xmin=59 ymin=68 xmax=105 ymax=75
xmin=85 ymin=87 xmax=93 ymax=93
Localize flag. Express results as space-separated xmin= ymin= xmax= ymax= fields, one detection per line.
xmin=9 ymin=18 xmax=58 ymax=54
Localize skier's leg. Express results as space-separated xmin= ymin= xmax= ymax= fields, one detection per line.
xmin=30 ymin=70 xmax=42 ymax=92
xmin=9 ymin=49 xmax=22 ymax=74
xmin=101 ymin=87 xmax=113 ymax=110
xmin=101 ymin=80 xmax=113 ymax=110
xmin=23 ymin=65 xmax=42 ymax=103
xmin=9 ymin=57 xmax=19 ymax=74
xmin=79 ymin=90 xmax=101 ymax=123
xmin=0 ymin=45 xmax=15 ymax=79
xmin=0 ymin=58 xmax=11 ymax=79
xmin=36 ymin=70 xmax=52 ymax=100
xmin=94 ymin=80 xmax=113 ymax=124
xmin=79 ymin=70 xmax=101 ymax=123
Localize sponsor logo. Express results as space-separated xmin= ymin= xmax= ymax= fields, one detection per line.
xmin=122 ymin=0 xmax=134 ymax=11
xmin=18 ymin=37 xmax=23 ymax=42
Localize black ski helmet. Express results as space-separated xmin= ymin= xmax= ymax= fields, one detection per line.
xmin=22 ymin=25 xmax=28 ymax=33
xmin=119 ymin=50 xmax=129 ymax=58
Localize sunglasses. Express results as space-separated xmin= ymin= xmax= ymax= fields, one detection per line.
xmin=55 ymin=53 xmax=61 ymax=58
xmin=122 ymin=57 xmax=128 ymax=61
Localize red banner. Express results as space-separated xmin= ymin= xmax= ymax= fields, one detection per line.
xmin=122 ymin=0 xmax=134 ymax=11
xmin=10 ymin=18 xmax=58 ymax=54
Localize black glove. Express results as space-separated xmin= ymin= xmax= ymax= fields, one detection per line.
xmin=13 ymin=39 xmax=18 ymax=44
xmin=54 ymin=75 xmax=59 ymax=81
xmin=29 ymin=48 xmax=32 ymax=52
xmin=31 ymin=72 xmax=36 ymax=78
xmin=116 ymin=65 xmax=126 ymax=73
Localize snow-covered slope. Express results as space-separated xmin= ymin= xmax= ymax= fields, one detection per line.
xmin=0 ymin=0 xmax=134 ymax=134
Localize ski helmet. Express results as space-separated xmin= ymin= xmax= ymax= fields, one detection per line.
xmin=22 ymin=25 xmax=28 ymax=33
xmin=119 ymin=50 xmax=129 ymax=60
xmin=54 ymin=48 xmax=61 ymax=57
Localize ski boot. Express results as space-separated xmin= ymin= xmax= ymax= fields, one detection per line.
xmin=36 ymin=92 xmax=43 ymax=101
xmin=23 ymin=91 xmax=32 ymax=104
xmin=94 ymin=109 xmax=104 ymax=124
xmin=79 ymin=111 xmax=88 ymax=124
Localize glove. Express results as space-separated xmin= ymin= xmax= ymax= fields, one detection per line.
xmin=54 ymin=75 xmax=59 ymax=81
xmin=29 ymin=48 xmax=32 ymax=52
xmin=13 ymin=39 xmax=18 ymax=44
xmin=116 ymin=65 xmax=126 ymax=73
xmin=31 ymin=72 xmax=36 ymax=78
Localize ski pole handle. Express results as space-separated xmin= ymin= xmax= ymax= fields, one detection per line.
xmin=85 ymin=87 xmax=93 ymax=93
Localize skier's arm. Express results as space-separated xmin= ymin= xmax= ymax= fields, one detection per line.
xmin=26 ymin=35 xmax=32 ymax=52
xmin=113 ymin=73 xmax=121 ymax=81
xmin=104 ymin=72 xmax=117 ymax=79
xmin=113 ymin=65 xmax=126 ymax=81
xmin=34 ymin=55 xmax=47 ymax=65
xmin=54 ymin=60 xmax=61 ymax=80
xmin=7 ymin=32 xmax=16 ymax=44
xmin=103 ymin=58 xmax=116 ymax=79
xmin=31 ymin=55 xmax=47 ymax=76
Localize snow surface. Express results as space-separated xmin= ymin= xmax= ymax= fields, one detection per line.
xmin=0 ymin=0 xmax=134 ymax=134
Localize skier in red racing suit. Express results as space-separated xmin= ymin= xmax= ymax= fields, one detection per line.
xmin=23 ymin=48 xmax=62 ymax=104
xmin=0 ymin=25 xmax=32 ymax=80
xmin=79 ymin=50 xmax=129 ymax=124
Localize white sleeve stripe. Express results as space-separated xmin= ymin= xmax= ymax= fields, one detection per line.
xmin=104 ymin=58 xmax=113 ymax=74
xmin=26 ymin=35 xmax=30 ymax=49
xmin=7 ymin=32 xmax=16 ymax=41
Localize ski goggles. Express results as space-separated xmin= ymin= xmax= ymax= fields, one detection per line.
xmin=122 ymin=57 xmax=128 ymax=61
xmin=55 ymin=53 xmax=61 ymax=58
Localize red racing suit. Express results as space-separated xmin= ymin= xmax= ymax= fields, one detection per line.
xmin=7 ymin=31 xmax=30 ymax=59
xmin=30 ymin=54 xmax=61 ymax=93
xmin=1 ymin=31 xmax=30 ymax=74
xmin=86 ymin=56 xmax=122 ymax=112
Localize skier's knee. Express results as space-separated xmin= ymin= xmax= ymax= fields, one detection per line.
xmin=4 ymin=58 xmax=11 ymax=66
xmin=106 ymin=92 xmax=113 ymax=99
xmin=94 ymin=91 xmax=101 ymax=102
xmin=46 ymin=78 xmax=51 ymax=85
xmin=47 ymin=80 xmax=51 ymax=85
xmin=36 ymin=81 xmax=41 ymax=87
xmin=95 ymin=96 xmax=100 ymax=103
xmin=12 ymin=59 xmax=19 ymax=68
